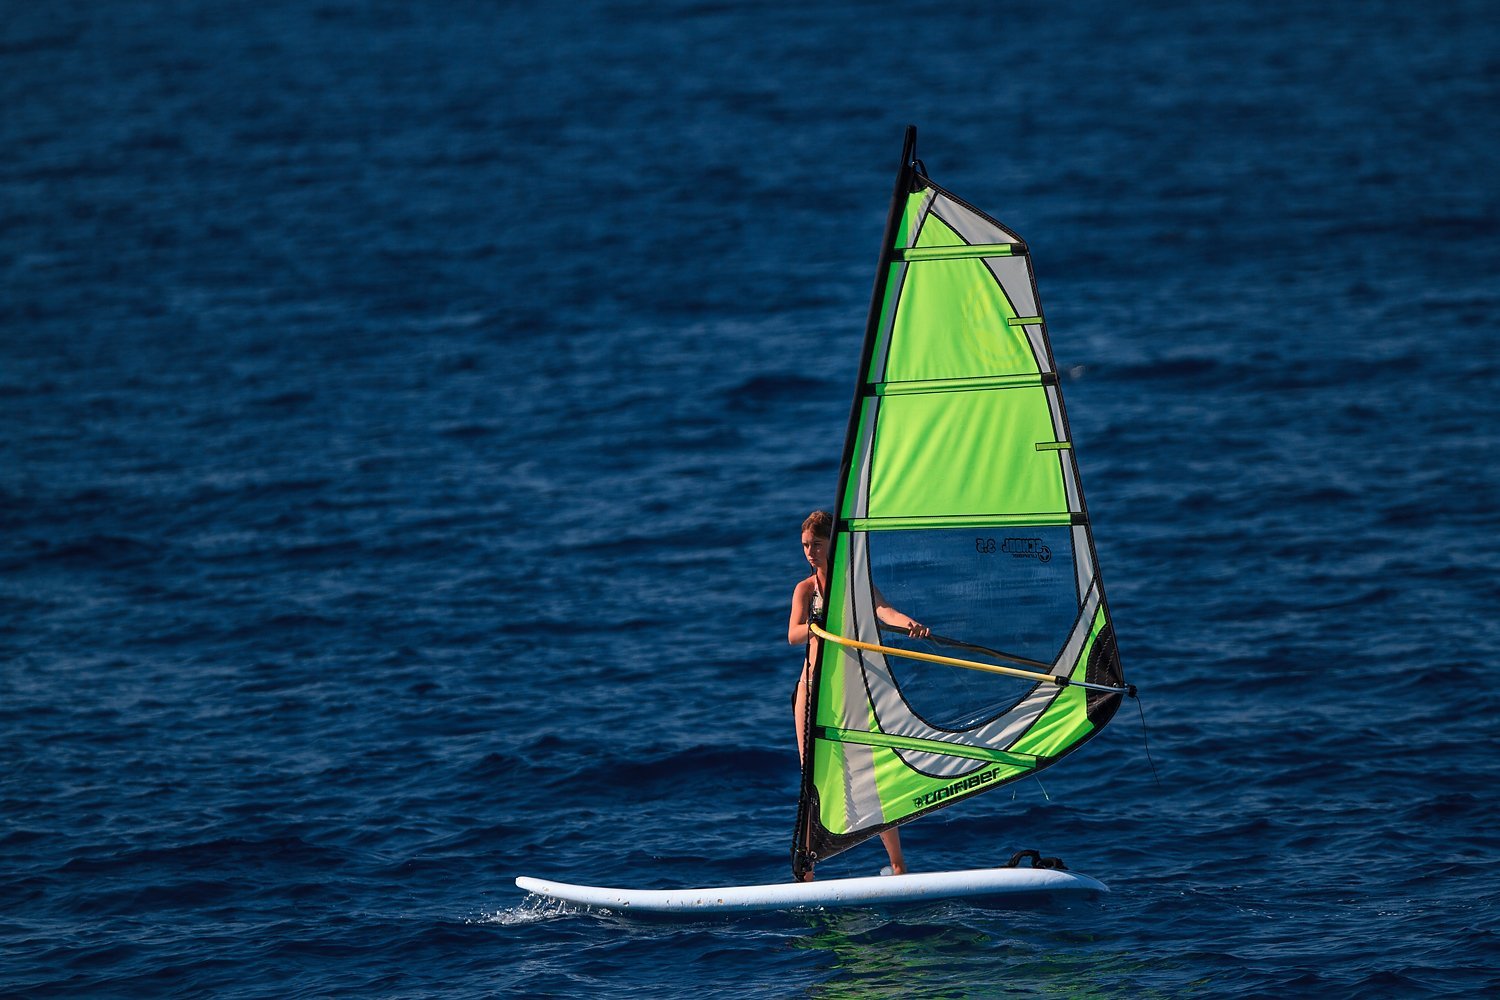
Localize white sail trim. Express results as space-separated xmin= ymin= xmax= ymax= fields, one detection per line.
xmin=847 ymin=398 xmax=878 ymax=521
xmin=1048 ymin=385 xmax=1082 ymax=514
xmin=1072 ymin=525 xmax=1095 ymax=605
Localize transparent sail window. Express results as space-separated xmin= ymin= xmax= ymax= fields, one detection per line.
xmin=862 ymin=526 xmax=1081 ymax=730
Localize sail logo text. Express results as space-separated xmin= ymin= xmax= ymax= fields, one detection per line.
xmin=1002 ymin=537 xmax=1052 ymax=563
xmin=912 ymin=767 xmax=1003 ymax=809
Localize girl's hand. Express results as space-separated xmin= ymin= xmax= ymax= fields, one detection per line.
xmin=906 ymin=621 xmax=930 ymax=639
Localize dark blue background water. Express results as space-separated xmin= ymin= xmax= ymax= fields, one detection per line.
xmin=5 ymin=1 xmax=1497 ymax=995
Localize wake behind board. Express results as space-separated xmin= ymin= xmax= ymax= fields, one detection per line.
xmin=516 ymin=866 xmax=1106 ymax=914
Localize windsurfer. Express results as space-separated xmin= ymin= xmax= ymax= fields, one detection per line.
xmin=788 ymin=509 xmax=929 ymax=881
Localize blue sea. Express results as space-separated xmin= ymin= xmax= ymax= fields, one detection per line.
xmin=4 ymin=1 xmax=1497 ymax=996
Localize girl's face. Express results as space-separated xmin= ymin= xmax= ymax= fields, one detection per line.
xmin=802 ymin=530 xmax=829 ymax=572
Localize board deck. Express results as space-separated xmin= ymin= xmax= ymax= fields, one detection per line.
xmin=515 ymin=866 xmax=1107 ymax=914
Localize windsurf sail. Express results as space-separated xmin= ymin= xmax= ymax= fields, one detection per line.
xmin=792 ymin=126 xmax=1132 ymax=879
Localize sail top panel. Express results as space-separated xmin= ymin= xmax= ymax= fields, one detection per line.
xmin=874 ymin=186 xmax=1049 ymax=387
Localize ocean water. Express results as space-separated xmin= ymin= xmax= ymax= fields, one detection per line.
xmin=4 ymin=0 xmax=1498 ymax=996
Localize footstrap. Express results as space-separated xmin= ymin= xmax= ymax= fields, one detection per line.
xmin=1005 ymin=849 xmax=1069 ymax=871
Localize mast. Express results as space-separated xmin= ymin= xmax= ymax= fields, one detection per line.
xmin=792 ymin=127 xmax=918 ymax=880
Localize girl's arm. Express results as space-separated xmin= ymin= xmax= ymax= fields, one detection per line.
xmin=788 ymin=578 xmax=814 ymax=645
xmin=873 ymin=588 xmax=931 ymax=638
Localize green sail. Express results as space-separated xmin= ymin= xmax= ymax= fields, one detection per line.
xmin=792 ymin=128 xmax=1128 ymax=878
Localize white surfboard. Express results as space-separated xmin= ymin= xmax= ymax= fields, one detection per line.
xmin=515 ymin=865 xmax=1106 ymax=914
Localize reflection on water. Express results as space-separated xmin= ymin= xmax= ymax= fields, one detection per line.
xmin=792 ymin=901 xmax=1163 ymax=999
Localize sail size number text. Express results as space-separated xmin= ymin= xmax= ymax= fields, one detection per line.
xmin=977 ymin=537 xmax=1055 ymax=562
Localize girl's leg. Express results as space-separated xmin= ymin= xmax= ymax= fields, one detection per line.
xmin=793 ymin=664 xmax=813 ymax=766
xmin=880 ymin=829 xmax=906 ymax=875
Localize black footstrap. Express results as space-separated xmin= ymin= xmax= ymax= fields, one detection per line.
xmin=1005 ymin=849 xmax=1069 ymax=871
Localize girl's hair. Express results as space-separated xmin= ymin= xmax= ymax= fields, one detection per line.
xmin=802 ymin=510 xmax=833 ymax=539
